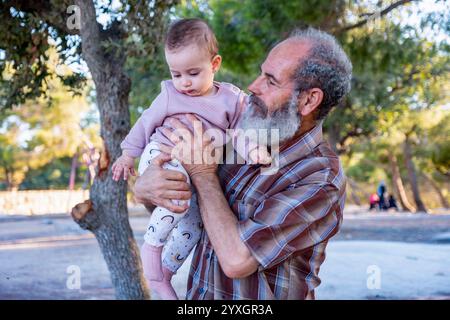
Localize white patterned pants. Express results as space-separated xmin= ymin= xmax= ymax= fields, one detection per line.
xmin=138 ymin=141 xmax=203 ymax=273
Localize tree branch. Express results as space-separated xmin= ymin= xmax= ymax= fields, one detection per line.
xmin=74 ymin=0 xmax=110 ymax=79
xmin=71 ymin=200 xmax=101 ymax=231
xmin=4 ymin=0 xmax=79 ymax=35
xmin=337 ymin=0 xmax=418 ymax=34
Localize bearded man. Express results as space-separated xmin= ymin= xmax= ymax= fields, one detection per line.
xmin=134 ymin=27 xmax=353 ymax=300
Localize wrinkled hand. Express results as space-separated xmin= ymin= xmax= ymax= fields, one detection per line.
xmin=133 ymin=153 xmax=191 ymax=213
xmin=248 ymin=146 xmax=272 ymax=165
xmin=158 ymin=114 xmax=221 ymax=179
xmin=111 ymin=153 xmax=136 ymax=181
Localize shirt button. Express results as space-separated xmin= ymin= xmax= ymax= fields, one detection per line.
xmin=198 ymin=288 xmax=204 ymax=294
xmin=230 ymin=189 xmax=236 ymax=194
xmin=205 ymin=253 xmax=210 ymax=259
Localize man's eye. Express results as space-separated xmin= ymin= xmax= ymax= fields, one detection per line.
xmin=190 ymin=72 xmax=199 ymax=76
xmin=267 ymin=78 xmax=275 ymax=86
xmin=173 ymin=74 xmax=181 ymax=78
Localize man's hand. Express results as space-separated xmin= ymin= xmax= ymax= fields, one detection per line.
xmin=248 ymin=146 xmax=272 ymax=165
xmin=159 ymin=114 xmax=220 ymax=181
xmin=133 ymin=153 xmax=191 ymax=213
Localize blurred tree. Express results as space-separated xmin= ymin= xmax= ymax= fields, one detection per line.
xmin=0 ymin=115 xmax=27 ymax=190
xmin=415 ymin=109 xmax=450 ymax=209
xmin=19 ymin=157 xmax=84 ymax=190
xmin=0 ymin=52 xmax=96 ymax=190
xmin=428 ymin=113 xmax=450 ymax=179
xmin=0 ymin=0 xmax=177 ymax=299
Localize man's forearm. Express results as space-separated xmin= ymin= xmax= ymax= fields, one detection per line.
xmin=192 ymin=173 xmax=258 ymax=278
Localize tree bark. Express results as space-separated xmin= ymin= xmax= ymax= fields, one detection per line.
xmin=3 ymin=167 xmax=19 ymax=191
xmin=336 ymin=0 xmax=416 ymax=34
xmin=347 ymin=178 xmax=366 ymax=206
xmin=326 ymin=121 xmax=341 ymax=154
xmin=72 ymin=0 xmax=149 ymax=300
xmin=421 ymin=172 xmax=449 ymax=209
xmin=387 ymin=152 xmax=414 ymax=212
xmin=403 ymin=135 xmax=427 ymax=213
xmin=69 ymin=152 xmax=78 ymax=191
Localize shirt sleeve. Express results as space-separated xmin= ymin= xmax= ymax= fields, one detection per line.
xmin=237 ymin=182 xmax=343 ymax=270
xmin=120 ymin=82 xmax=169 ymax=157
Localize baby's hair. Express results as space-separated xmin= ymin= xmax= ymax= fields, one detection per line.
xmin=165 ymin=18 xmax=218 ymax=58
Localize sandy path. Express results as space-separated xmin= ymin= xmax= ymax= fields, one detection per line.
xmin=1 ymin=211 xmax=449 ymax=300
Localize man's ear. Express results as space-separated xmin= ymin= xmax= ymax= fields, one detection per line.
xmin=212 ymin=55 xmax=222 ymax=73
xmin=299 ymin=88 xmax=323 ymax=116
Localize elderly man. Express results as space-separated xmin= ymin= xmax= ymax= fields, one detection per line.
xmin=134 ymin=27 xmax=352 ymax=300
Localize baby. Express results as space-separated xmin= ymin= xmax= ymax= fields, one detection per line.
xmin=111 ymin=18 xmax=271 ymax=299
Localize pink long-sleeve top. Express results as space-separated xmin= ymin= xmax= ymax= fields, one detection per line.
xmin=121 ymin=80 xmax=252 ymax=159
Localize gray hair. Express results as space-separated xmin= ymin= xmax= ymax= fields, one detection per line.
xmin=289 ymin=28 xmax=353 ymax=120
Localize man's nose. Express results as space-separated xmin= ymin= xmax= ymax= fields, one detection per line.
xmin=248 ymin=76 xmax=263 ymax=95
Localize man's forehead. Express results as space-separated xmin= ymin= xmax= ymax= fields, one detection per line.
xmin=262 ymin=39 xmax=311 ymax=80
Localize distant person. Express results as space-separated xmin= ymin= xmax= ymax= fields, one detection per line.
xmin=387 ymin=194 xmax=399 ymax=211
xmin=369 ymin=193 xmax=379 ymax=211
xmin=377 ymin=180 xmax=387 ymax=210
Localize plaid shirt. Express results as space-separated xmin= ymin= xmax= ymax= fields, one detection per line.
xmin=186 ymin=122 xmax=346 ymax=300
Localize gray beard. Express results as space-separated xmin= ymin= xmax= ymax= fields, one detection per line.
xmin=238 ymin=93 xmax=301 ymax=145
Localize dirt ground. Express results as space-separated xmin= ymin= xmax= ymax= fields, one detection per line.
xmin=0 ymin=207 xmax=449 ymax=300
xmin=335 ymin=209 xmax=450 ymax=243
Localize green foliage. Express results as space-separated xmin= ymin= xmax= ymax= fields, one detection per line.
xmin=0 ymin=2 xmax=86 ymax=108
xmin=428 ymin=113 xmax=450 ymax=177
xmin=0 ymin=54 xmax=99 ymax=190
xmin=0 ymin=0 xmax=178 ymax=110
xmin=18 ymin=157 xmax=87 ymax=190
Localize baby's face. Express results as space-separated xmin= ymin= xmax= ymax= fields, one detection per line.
xmin=165 ymin=45 xmax=220 ymax=97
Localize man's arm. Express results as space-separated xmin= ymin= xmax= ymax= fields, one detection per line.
xmin=154 ymin=114 xmax=260 ymax=278
xmin=191 ymin=172 xmax=259 ymax=279
xmin=134 ymin=154 xmax=258 ymax=278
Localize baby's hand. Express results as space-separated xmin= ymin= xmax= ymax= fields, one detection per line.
xmin=111 ymin=154 xmax=136 ymax=181
xmin=248 ymin=146 xmax=272 ymax=165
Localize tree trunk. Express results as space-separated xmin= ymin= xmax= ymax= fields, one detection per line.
xmin=387 ymin=152 xmax=414 ymax=212
xmin=347 ymin=178 xmax=366 ymax=206
xmin=4 ymin=167 xmax=19 ymax=191
xmin=403 ymin=136 xmax=427 ymax=213
xmin=3 ymin=167 xmax=12 ymax=191
xmin=421 ymin=172 xmax=449 ymax=209
xmin=326 ymin=121 xmax=341 ymax=154
xmin=72 ymin=0 xmax=149 ymax=300
xmin=69 ymin=152 xmax=78 ymax=191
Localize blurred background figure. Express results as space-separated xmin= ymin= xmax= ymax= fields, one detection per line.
xmin=369 ymin=193 xmax=379 ymax=211
xmin=377 ymin=181 xmax=387 ymax=211
xmin=387 ymin=194 xmax=399 ymax=212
